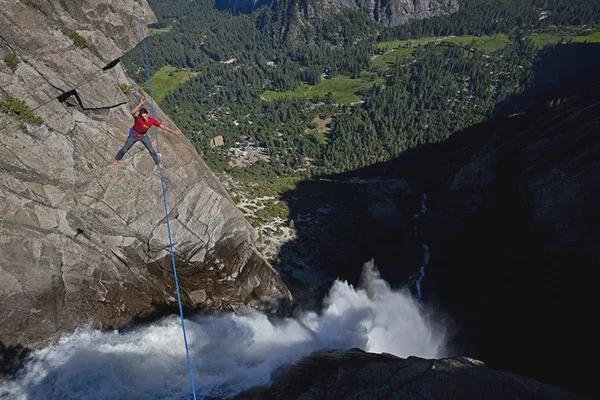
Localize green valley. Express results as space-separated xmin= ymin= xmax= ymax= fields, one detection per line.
xmin=262 ymin=74 xmax=383 ymax=104
xmin=124 ymin=0 xmax=600 ymax=255
xmin=149 ymin=65 xmax=198 ymax=103
xmin=529 ymin=30 xmax=600 ymax=48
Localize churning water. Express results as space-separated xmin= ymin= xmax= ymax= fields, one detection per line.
xmin=1 ymin=262 xmax=446 ymax=399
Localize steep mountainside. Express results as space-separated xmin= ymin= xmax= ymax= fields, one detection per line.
xmin=276 ymin=81 xmax=599 ymax=396
xmin=0 ymin=0 xmax=290 ymax=357
xmin=341 ymin=0 xmax=459 ymax=26
xmin=420 ymin=84 xmax=599 ymax=397
xmin=216 ymin=0 xmax=458 ymax=27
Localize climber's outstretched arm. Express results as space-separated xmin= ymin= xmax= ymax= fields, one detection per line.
xmin=130 ymin=97 xmax=145 ymax=117
xmin=159 ymin=123 xmax=183 ymax=136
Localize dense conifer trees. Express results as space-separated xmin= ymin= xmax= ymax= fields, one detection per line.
xmin=124 ymin=0 xmax=598 ymax=173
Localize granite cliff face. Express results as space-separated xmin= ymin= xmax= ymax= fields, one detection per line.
xmin=274 ymin=76 xmax=599 ymax=396
xmin=0 ymin=0 xmax=291 ymax=355
xmin=420 ymin=85 xmax=599 ymax=396
xmin=217 ymin=0 xmax=458 ymax=27
xmin=286 ymin=0 xmax=459 ymax=43
xmin=340 ymin=0 xmax=458 ymax=26
xmin=234 ymin=349 xmax=587 ymax=400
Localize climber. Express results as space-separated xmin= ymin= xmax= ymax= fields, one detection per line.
xmin=113 ymin=96 xmax=182 ymax=166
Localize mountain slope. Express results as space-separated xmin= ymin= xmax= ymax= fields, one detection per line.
xmin=343 ymin=0 xmax=459 ymax=26
xmin=216 ymin=0 xmax=458 ymax=27
xmin=277 ymin=80 xmax=599 ymax=396
xmin=0 ymin=0 xmax=290 ymax=358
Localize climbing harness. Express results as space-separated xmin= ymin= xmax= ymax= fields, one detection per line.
xmin=139 ymin=16 xmax=199 ymax=399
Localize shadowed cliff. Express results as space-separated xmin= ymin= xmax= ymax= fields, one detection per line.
xmin=234 ymin=348 xmax=588 ymax=400
xmin=275 ymin=44 xmax=600 ymax=397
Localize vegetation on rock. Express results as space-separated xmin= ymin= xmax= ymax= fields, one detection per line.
xmin=0 ymin=96 xmax=43 ymax=127
xmin=68 ymin=31 xmax=87 ymax=49
xmin=119 ymin=83 xmax=131 ymax=95
xmin=3 ymin=51 xmax=19 ymax=70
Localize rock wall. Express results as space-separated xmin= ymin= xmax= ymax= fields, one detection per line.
xmin=340 ymin=0 xmax=459 ymax=26
xmin=0 ymin=0 xmax=291 ymax=352
xmin=216 ymin=0 xmax=458 ymax=28
xmin=310 ymin=82 xmax=598 ymax=396
xmin=280 ymin=0 xmax=458 ymax=41
xmin=234 ymin=348 xmax=587 ymax=399
xmin=270 ymin=78 xmax=599 ymax=397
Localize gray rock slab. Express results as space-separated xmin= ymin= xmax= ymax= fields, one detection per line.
xmin=0 ymin=0 xmax=291 ymax=352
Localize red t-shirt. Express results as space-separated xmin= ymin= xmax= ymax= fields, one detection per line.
xmin=131 ymin=115 xmax=161 ymax=138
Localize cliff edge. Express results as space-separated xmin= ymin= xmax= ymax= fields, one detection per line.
xmin=0 ymin=0 xmax=291 ymax=354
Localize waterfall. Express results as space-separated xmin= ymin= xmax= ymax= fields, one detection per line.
xmin=409 ymin=193 xmax=430 ymax=300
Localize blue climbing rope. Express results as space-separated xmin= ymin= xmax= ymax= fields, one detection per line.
xmin=139 ymin=16 xmax=199 ymax=400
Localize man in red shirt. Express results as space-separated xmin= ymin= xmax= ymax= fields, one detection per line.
xmin=113 ymin=97 xmax=182 ymax=166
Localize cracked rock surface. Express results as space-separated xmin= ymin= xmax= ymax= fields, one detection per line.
xmin=0 ymin=0 xmax=291 ymax=352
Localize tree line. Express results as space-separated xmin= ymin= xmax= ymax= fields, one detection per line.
xmin=123 ymin=0 xmax=598 ymax=175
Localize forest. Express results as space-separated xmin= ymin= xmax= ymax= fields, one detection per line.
xmin=123 ymin=0 xmax=600 ymax=174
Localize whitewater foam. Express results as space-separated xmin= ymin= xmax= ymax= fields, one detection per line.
xmin=1 ymin=262 xmax=445 ymax=400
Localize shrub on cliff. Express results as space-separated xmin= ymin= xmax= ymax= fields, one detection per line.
xmin=0 ymin=96 xmax=43 ymax=129
xmin=3 ymin=51 xmax=19 ymax=71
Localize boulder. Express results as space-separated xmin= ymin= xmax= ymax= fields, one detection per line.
xmin=234 ymin=348 xmax=587 ymax=400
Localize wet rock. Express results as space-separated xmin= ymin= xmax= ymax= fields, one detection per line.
xmin=234 ymin=348 xmax=586 ymax=400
